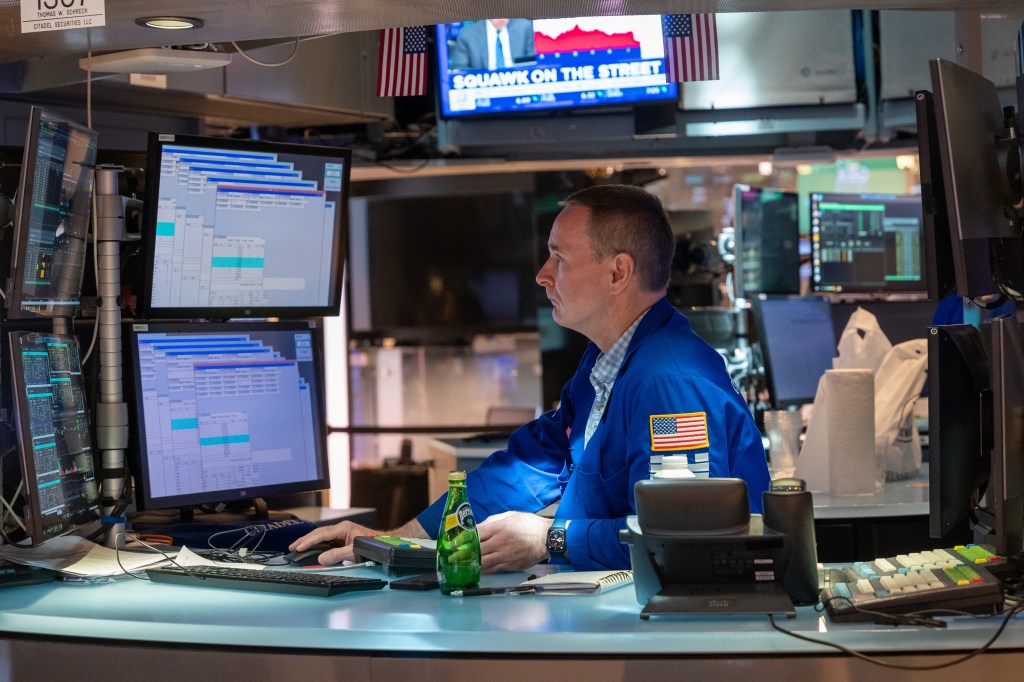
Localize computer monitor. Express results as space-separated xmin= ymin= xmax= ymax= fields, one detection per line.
xmin=435 ymin=16 xmax=678 ymax=118
xmin=7 ymin=331 xmax=101 ymax=543
xmin=928 ymin=324 xmax=992 ymax=542
xmin=347 ymin=191 xmax=538 ymax=343
xmin=127 ymin=321 xmax=330 ymax=512
xmin=982 ymin=316 xmax=1024 ymax=557
xmin=139 ymin=133 xmax=351 ymax=320
xmin=733 ymin=185 xmax=801 ymax=296
xmin=915 ymin=89 xmax=957 ymax=301
xmin=923 ymin=58 xmax=1024 ymax=301
xmin=751 ymin=295 xmax=837 ymax=409
xmin=3 ymin=107 xmax=98 ymax=320
xmin=809 ymin=192 xmax=925 ymax=294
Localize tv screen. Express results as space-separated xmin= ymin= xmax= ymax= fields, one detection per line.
xmin=139 ymin=133 xmax=351 ymax=320
xmin=347 ymin=191 xmax=538 ymax=343
xmin=127 ymin=321 xmax=330 ymax=511
xmin=4 ymin=107 xmax=98 ymax=320
xmin=809 ymin=192 xmax=925 ymax=294
xmin=436 ymin=16 xmax=678 ymax=118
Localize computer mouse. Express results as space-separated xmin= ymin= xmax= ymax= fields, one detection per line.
xmin=283 ymin=543 xmax=335 ymax=567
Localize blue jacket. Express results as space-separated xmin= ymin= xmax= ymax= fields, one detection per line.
xmin=417 ymin=297 xmax=769 ymax=570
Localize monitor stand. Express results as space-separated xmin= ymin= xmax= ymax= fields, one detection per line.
xmin=640 ymin=582 xmax=797 ymax=620
xmin=177 ymin=498 xmax=271 ymax=523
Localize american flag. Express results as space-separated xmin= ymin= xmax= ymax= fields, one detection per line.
xmin=662 ymin=14 xmax=719 ymax=83
xmin=377 ymin=25 xmax=428 ymax=97
xmin=650 ymin=413 xmax=709 ymax=451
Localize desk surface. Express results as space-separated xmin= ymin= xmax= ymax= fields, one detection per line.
xmin=1 ymin=565 xmax=1020 ymax=657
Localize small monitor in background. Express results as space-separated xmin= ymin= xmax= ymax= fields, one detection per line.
xmin=127 ymin=321 xmax=330 ymax=515
xmin=809 ymin=192 xmax=925 ymax=295
xmin=139 ymin=133 xmax=351 ymax=320
xmin=7 ymin=332 xmax=102 ymax=544
xmin=3 ymin=107 xmax=98 ymax=320
xmin=751 ymin=295 xmax=837 ymax=409
xmin=733 ymin=185 xmax=801 ymax=296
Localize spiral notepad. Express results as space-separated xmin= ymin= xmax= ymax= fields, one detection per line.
xmin=520 ymin=570 xmax=634 ymax=594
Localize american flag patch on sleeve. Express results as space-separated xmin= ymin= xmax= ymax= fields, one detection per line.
xmin=650 ymin=413 xmax=709 ymax=451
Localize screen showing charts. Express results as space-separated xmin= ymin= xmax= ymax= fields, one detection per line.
xmin=810 ymin=192 xmax=924 ymax=294
xmin=436 ymin=15 xmax=677 ymax=117
xmin=142 ymin=133 xmax=350 ymax=319
xmin=8 ymin=332 xmax=101 ymax=542
xmin=6 ymin=107 xmax=98 ymax=320
xmin=129 ymin=322 xmax=329 ymax=510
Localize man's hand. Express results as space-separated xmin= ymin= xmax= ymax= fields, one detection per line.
xmin=288 ymin=518 xmax=429 ymax=566
xmin=477 ymin=511 xmax=552 ymax=573
xmin=287 ymin=521 xmax=374 ymax=565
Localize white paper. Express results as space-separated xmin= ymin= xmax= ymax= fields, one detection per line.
xmin=0 ymin=536 xmax=172 ymax=577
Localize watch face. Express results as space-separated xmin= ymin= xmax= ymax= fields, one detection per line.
xmin=546 ymin=528 xmax=566 ymax=553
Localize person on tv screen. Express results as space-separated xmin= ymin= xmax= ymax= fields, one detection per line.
xmin=291 ymin=185 xmax=769 ymax=571
xmin=449 ymin=18 xmax=536 ymax=70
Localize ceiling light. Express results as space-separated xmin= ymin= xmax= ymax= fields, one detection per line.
xmin=136 ymin=17 xmax=204 ymax=30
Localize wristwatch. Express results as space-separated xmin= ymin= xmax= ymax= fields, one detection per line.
xmin=546 ymin=519 xmax=567 ymax=559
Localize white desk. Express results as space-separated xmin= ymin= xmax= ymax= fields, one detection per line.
xmin=1 ymin=566 xmax=1022 ymax=681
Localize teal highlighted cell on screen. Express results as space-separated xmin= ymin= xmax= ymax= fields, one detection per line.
xmin=171 ymin=418 xmax=199 ymax=430
xmin=200 ymin=434 xmax=250 ymax=446
xmin=156 ymin=222 xmax=176 ymax=236
xmin=210 ymin=257 xmax=265 ymax=268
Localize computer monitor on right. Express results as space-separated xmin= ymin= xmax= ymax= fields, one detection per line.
xmin=733 ymin=185 xmax=801 ymax=297
xmin=809 ymin=192 xmax=925 ymax=295
xmin=917 ymin=58 xmax=1024 ymax=558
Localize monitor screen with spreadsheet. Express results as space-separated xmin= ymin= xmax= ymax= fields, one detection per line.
xmin=139 ymin=133 xmax=351 ymax=320
xmin=127 ymin=321 xmax=329 ymax=511
xmin=7 ymin=331 xmax=101 ymax=543
xmin=810 ymin=192 xmax=925 ymax=294
xmin=3 ymin=106 xmax=98 ymax=320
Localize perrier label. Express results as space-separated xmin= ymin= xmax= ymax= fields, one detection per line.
xmin=436 ymin=471 xmax=481 ymax=595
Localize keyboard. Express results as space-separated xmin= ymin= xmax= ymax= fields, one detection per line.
xmin=820 ymin=545 xmax=1006 ymax=622
xmin=146 ymin=565 xmax=388 ymax=597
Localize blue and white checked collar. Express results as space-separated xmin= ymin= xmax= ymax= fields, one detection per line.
xmin=591 ymin=309 xmax=648 ymax=390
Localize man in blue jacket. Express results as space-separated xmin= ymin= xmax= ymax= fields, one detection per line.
xmin=291 ymin=185 xmax=769 ymax=570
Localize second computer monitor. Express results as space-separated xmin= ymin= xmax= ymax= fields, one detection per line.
xmin=810 ymin=192 xmax=924 ymax=294
xmin=752 ymin=295 xmax=837 ymax=409
xmin=127 ymin=321 xmax=330 ymax=511
xmin=139 ymin=133 xmax=351 ymax=320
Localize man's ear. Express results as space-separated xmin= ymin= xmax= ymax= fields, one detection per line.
xmin=608 ymin=252 xmax=635 ymax=294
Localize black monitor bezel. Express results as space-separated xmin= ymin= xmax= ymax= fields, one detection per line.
xmin=985 ymin=316 xmax=1024 ymax=557
xmin=928 ymin=323 xmax=993 ymax=541
xmin=126 ymin=319 xmax=331 ymax=512
xmin=7 ymin=330 xmax=102 ymax=544
xmin=809 ymin=191 xmax=926 ymax=295
xmin=5 ymin=106 xmax=98 ymax=321
xmin=138 ymin=132 xmax=351 ymax=321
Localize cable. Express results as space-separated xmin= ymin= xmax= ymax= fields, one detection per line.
xmin=768 ymin=598 xmax=1024 ymax=671
xmin=230 ymin=38 xmax=299 ymax=67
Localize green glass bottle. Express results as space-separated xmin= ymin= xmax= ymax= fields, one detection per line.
xmin=436 ymin=471 xmax=481 ymax=595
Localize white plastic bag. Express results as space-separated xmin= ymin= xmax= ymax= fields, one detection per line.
xmin=834 ymin=308 xmax=892 ymax=373
xmin=874 ymin=339 xmax=928 ymax=480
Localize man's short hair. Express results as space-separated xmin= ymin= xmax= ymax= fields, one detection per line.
xmin=562 ymin=184 xmax=675 ymax=292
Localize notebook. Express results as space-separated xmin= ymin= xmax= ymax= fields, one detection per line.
xmin=521 ymin=570 xmax=633 ymax=595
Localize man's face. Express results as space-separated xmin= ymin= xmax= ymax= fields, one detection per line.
xmin=536 ymin=203 xmax=613 ymax=339
xmin=489 ymin=18 xmax=510 ymax=30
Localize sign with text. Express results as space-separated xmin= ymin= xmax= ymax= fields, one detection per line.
xmin=21 ymin=0 xmax=105 ymax=34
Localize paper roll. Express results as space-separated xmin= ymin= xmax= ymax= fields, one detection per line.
xmin=825 ymin=369 xmax=876 ymax=496
xmin=795 ymin=369 xmax=876 ymax=495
